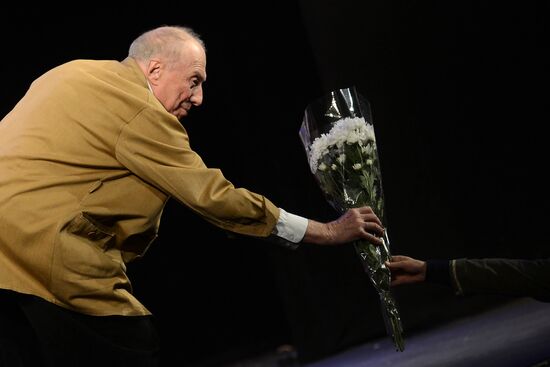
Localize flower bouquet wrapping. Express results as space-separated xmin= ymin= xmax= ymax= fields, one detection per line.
xmin=299 ymin=86 xmax=404 ymax=351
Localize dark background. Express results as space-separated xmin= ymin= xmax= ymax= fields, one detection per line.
xmin=2 ymin=1 xmax=548 ymax=365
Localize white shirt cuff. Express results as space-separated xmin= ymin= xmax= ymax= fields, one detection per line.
xmin=273 ymin=208 xmax=308 ymax=243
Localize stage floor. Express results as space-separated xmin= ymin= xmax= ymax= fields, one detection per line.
xmin=227 ymin=298 xmax=550 ymax=367
xmin=305 ymin=298 xmax=550 ymax=367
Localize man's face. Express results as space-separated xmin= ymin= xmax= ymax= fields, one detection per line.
xmin=149 ymin=41 xmax=207 ymax=120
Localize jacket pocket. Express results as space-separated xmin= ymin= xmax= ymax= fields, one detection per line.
xmin=50 ymin=213 xmax=129 ymax=305
xmin=66 ymin=212 xmax=115 ymax=251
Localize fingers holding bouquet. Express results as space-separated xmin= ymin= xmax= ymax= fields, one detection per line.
xmin=326 ymin=205 xmax=385 ymax=245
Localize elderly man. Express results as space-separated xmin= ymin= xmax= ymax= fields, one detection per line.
xmin=0 ymin=25 xmax=384 ymax=366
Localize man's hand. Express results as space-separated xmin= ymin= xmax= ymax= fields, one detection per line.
xmin=303 ymin=206 xmax=384 ymax=246
xmin=386 ymin=255 xmax=427 ymax=286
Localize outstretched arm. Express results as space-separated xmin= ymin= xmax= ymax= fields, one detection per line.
xmin=388 ymin=256 xmax=550 ymax=302
xmin=451 ymin=258 xmax=550 ymax=302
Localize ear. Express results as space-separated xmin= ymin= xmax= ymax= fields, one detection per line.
xmin=145 ymin=59 xmax=162 ymax=86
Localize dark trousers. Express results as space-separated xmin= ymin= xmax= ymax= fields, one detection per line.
xmin=0 ymin=289 xmax=159 ymax=367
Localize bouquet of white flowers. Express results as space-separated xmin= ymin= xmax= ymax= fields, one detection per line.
xmin=299 ymin=87 xmax=404 ymax=351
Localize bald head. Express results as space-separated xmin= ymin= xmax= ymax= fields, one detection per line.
xmin=128 ymin=26 xmax=205 ymax=64
xmin=129 ymin=26 xmax=207 ymax=120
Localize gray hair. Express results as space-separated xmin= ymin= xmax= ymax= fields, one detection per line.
xmin=128 ymin=25 xmax=205 ymax=63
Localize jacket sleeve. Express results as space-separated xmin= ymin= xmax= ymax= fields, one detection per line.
xmin=115 ymin=106 xmax=279 ymax=237
xmin=451 ymin=258 xmax=550 ymax=302
xmin=425 ymin=259 xmax=452 ymax=286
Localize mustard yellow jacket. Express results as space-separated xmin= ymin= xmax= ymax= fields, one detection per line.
xmin=0 ymin=58 xmax=279 ymax=316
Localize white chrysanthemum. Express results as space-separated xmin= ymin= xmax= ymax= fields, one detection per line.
xmin=352 ymin=163 xmax=362 ymax=170
xmin=308 ymin=117 xmax=375 ymax=173
xmin=361 ymin=144 xmax=374 ymax=155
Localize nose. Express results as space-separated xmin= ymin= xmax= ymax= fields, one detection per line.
xmin=190 ymin=85 xmax=203 ymax=106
